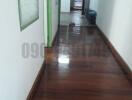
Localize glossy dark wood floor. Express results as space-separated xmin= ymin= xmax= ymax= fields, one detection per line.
xmin=32 ymin=26 xmax=132 ymax=100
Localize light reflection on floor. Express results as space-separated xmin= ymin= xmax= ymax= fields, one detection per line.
xmin=58 ymin=55 xmax=70 ymax=64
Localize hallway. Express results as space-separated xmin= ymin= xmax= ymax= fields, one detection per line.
xmin=60 ymin=11 xmax=89 ymax=26
xmin=32 ymin=26 xmax=132 ymax=100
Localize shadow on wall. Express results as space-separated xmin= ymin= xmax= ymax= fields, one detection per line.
xmin=96 ymin=0 xmax=132 ymax=69
xmin=126 ymin=11 xmax=132 ymax=66
xmin=107 ymin=0 xmax=132 ymax=66
xmin=97 ymin=0 xmax=116 ymax=37
xmin=125 ymin=12 xmax=132 ymax=66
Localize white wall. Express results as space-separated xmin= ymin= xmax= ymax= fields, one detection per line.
xmin=0 ymin=0 xmax=44 ymax=100
xmin=96 ymin=0 xmax=132 ymax=70
xmin=90 ymin=0 xmax=98 ymax=11
xmin=61 ymin=0 xmax=70 ymax=12
xmin=52 ymin=0 xmax=59 ymax=42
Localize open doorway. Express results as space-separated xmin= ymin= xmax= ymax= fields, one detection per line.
xmin=70 ymin=0 xmax=86 ymax=15
xmin=59 ymin=0 xmax=90 ymax=26
xmin=71 ymin=0 xmax=83 ymax=11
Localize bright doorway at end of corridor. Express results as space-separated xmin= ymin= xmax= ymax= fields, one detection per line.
xmin=60 ymin=0 xmax=94 ymax=27
xmin=71 ymin=0 xmax=83 ymax=11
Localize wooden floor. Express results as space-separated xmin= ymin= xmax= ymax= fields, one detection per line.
xmin=32 ymin=26 xmax=132 ymax=100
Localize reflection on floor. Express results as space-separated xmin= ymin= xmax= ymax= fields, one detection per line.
xmin=60 ymin=11 xmax=90 ymax=26
xmin=32 ymin=26 xmax=132 ymax=100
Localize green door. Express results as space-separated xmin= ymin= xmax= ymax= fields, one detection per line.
xmin=47 ymin=0 xmax=52 ymax=47
xmin=47 ymin=0 xmax=61 ymax=47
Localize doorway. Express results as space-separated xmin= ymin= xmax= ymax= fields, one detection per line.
xmin=59 ymin=0 xmax=90 ymax=26
xmin=70 ymin=0 xmax=85 ymax=15
xmin=71 ymin=0 xmax=83 ymax=11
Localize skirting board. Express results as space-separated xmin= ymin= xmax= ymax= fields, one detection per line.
xmin=27 ymin=60 xmax=46 ymax=100
xmin=97 ymin=26 xmax=132 ymax=82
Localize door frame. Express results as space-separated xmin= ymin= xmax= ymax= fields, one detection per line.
xmin=82 ymin=0 xmax=85 ymax=15
xmin=47 ymin=0 xmax=61 ymax=47
xmin=58 ymin=0 xmax=61 ymax=25
xmin=47 ymin=0 xmax=52 ymax=47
